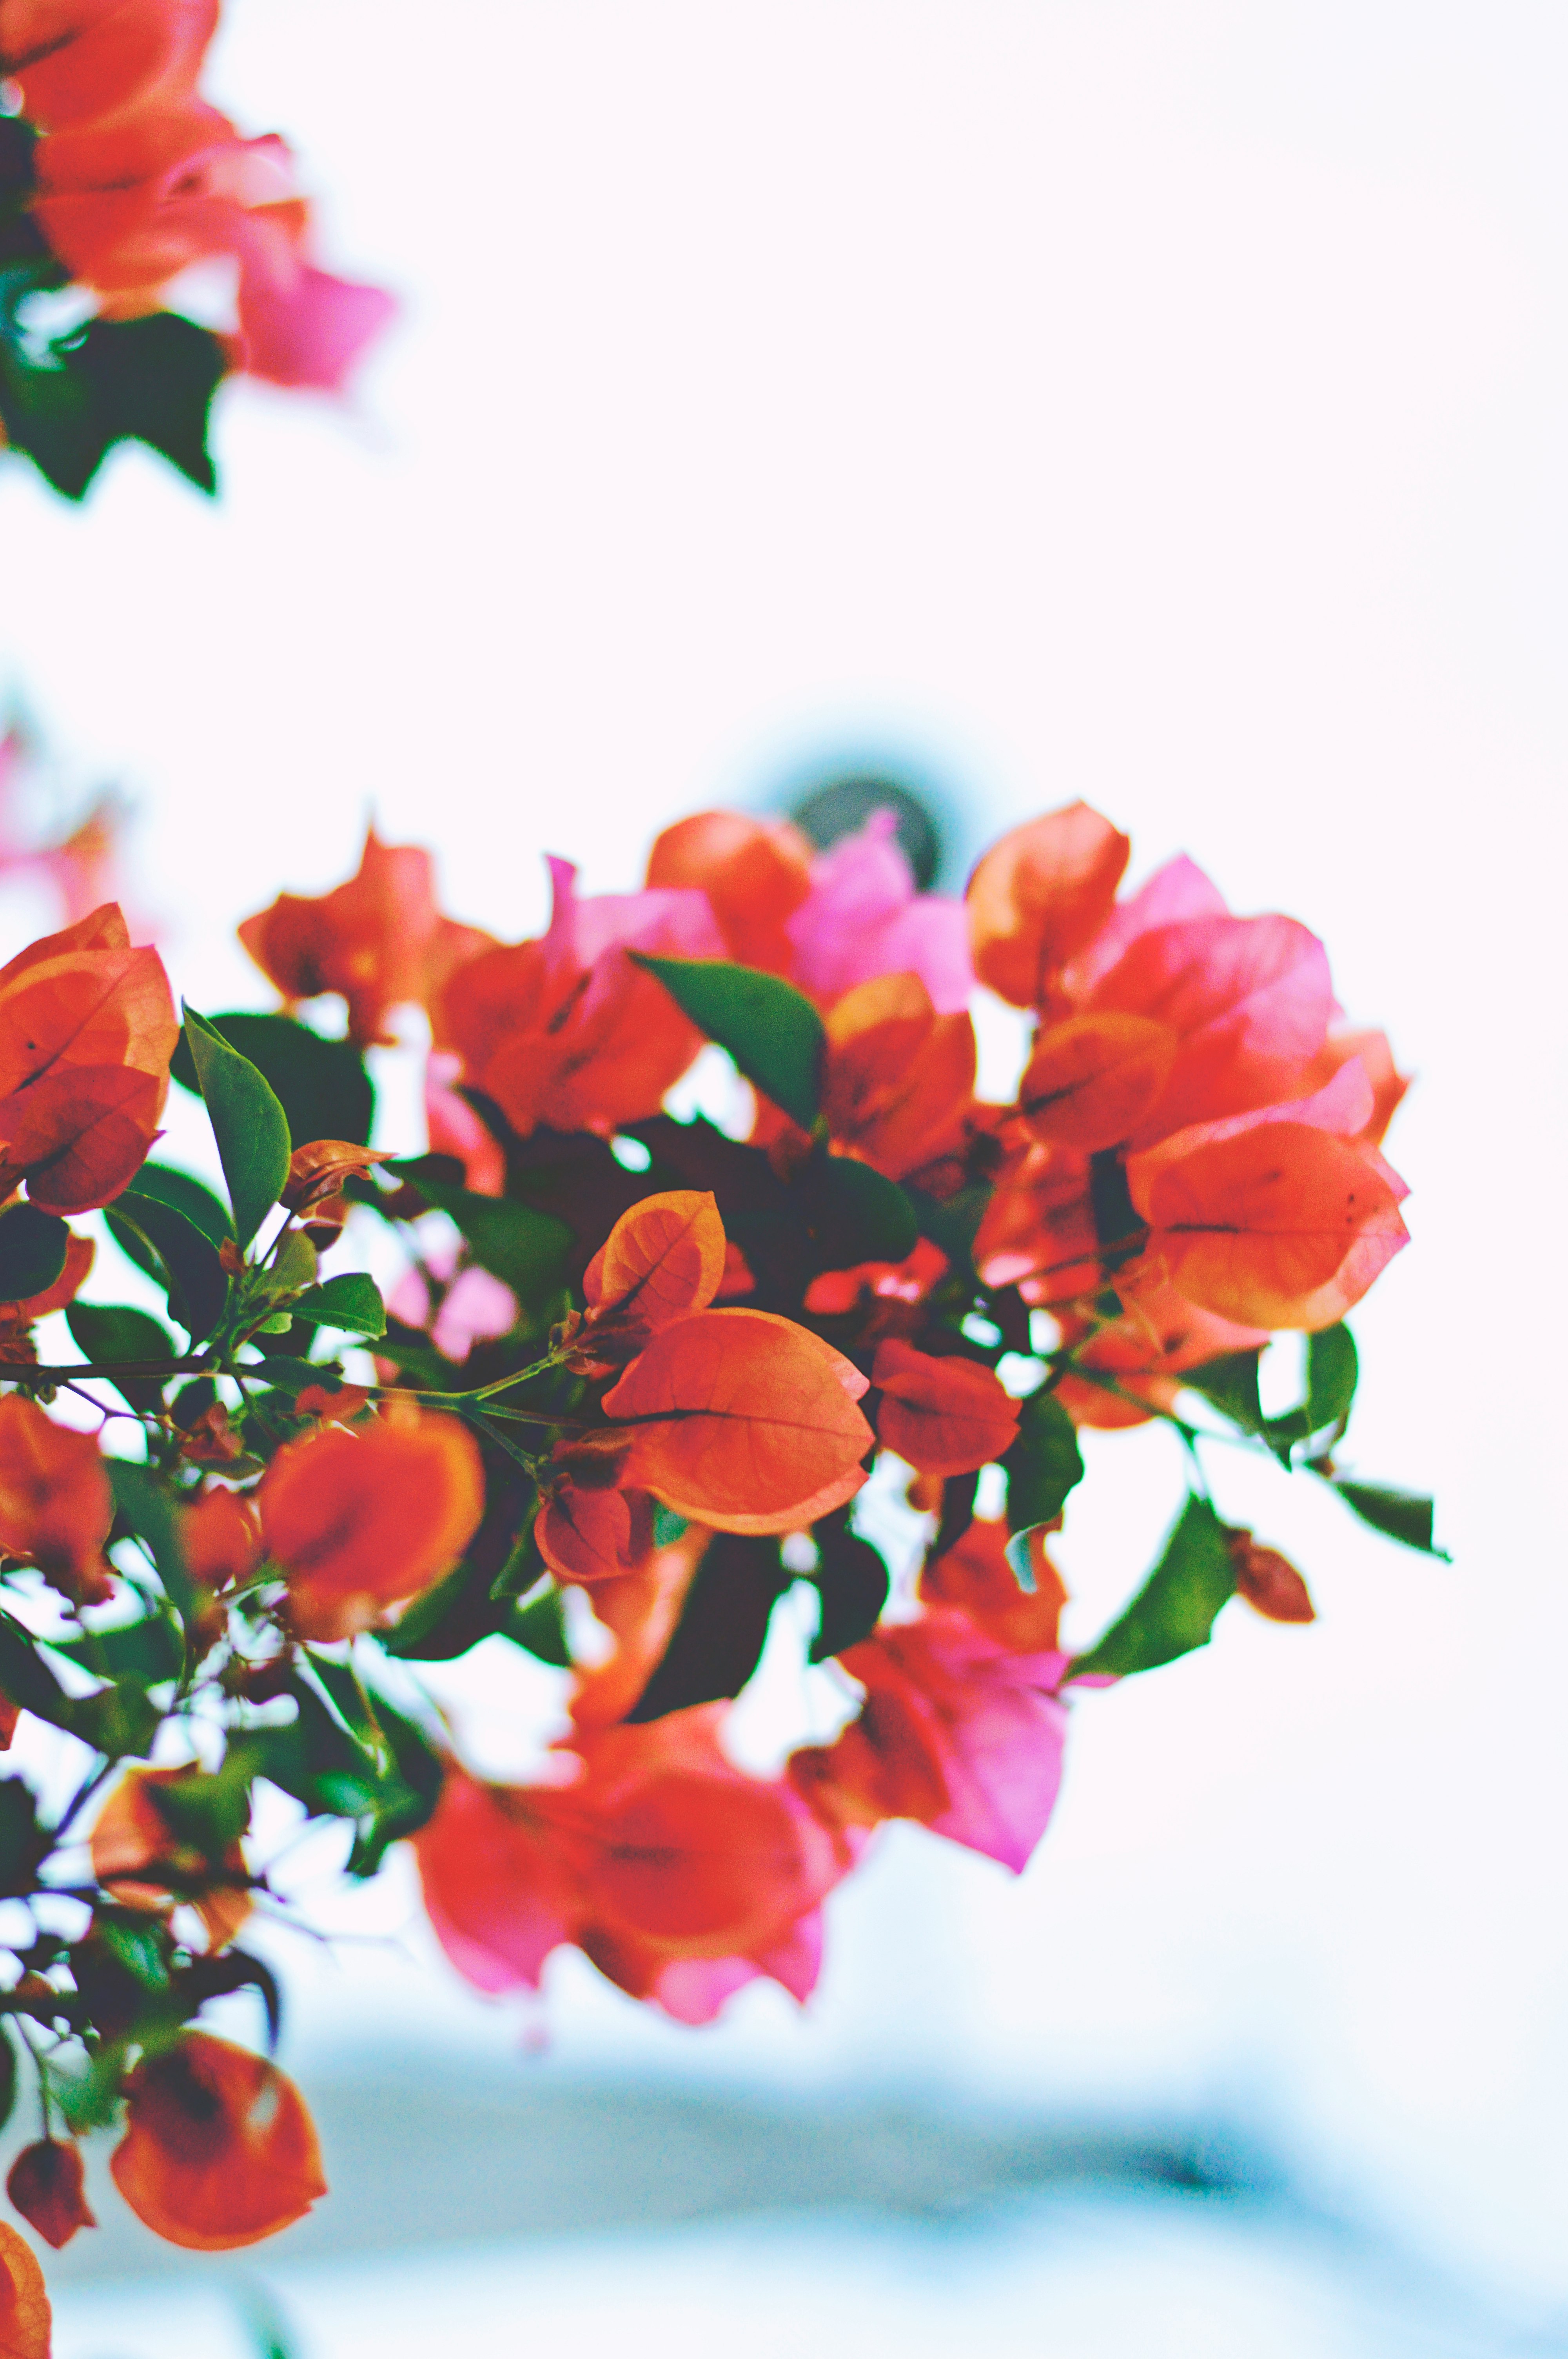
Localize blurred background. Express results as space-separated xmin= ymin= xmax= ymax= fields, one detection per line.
xmin=2 ymin=1 xmax=1566 ymax=2351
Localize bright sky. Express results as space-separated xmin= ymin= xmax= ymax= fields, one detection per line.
xmin=2 ymin=0 xmax=1566 ymax=2319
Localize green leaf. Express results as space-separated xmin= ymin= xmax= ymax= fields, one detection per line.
xmin=0 ymin=2025 xmax=15 ymax=2134
xmin=47 ymin=1607 xmax=182 ymax=1688
xmin=1184 ymin=1350 xmax=1267 ymax=1436
xmin=0 ymin=1203 xmax=68 ymax=1301
xmin=249 ymin=1356 xmax=343 ymax=1396
xmin=65 ymin=1303 xmax=176 ymax=1414
xmin=800 ymin=1155 xmax=918 ymax=1269
xmin=388 ymin=1160 xmax=569 ymax=1315
xmin=1002 ymin=1390 xmax=1085 ymax=1587
xmin=0 ymin=287 xmax=224 ymax=500
xmin=106 ymin=1185 xmax=228 ymax=1341
xmin=652 ymin=1506 xmax=689 ymax=1547
xmin=291 ymin=1273 xmax=385 ymax=1339
xmin=0 ymin=1610 xmax=73 ymax=1729
xmin=171 ymin=1013 xmax=374 ymax=1150
xmin=0 ymin=1778 xmax=45 ymax=1899
xmin=632 ymin=956 xmax=825 ymax=1129
xmin=1072 ymin=1493 xmax=1236 ymax=1680
xmin=505 ymin=1582 xmax=572 ymax=1667
xmin=108 ymin=1460 xmax=196 ymax=1627
xmin=182 ymin=1007 xmax=292 ymax=1249
xmin=70 ymin=1676 xmax=162 ymax=1761
xmin=118 ymin=1163 xmax=233 ymax=1251
xmin=1329 ymin=1478 xmax=1448 ymax=1558
xmin=808 ymin=1527 xmax=889 ymax=1661
xmin=98 ymin=1916 xmax=171 ymax=1992
xmin=626 ymin=1534 xmax=789 ymax=1721
xmin=1266 ymin=1325 xmax=1360 ymax=1458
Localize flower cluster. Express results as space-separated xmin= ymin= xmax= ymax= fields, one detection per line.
xmin=0 ymin=798 xmax=1433 ymax=2334
xmin=0 ymin=0 xmax=392 ymax=500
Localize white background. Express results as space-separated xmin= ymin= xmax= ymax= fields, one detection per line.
xmin=1 ymin=1 xmax=1565 ymax=2347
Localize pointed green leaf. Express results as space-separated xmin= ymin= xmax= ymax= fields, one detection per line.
xmin=291 ymin=1273 xmax=385 ymax=1338
xmin=105 ymin=1185 xmax=227 ymax=1340
xmin=632 ymin=956 xmax=824 ymax=1129
xmin=801 ymin=1154 xmax=918 ymax=1268
xmin=0 ymin=1204 xmax=68 ymax=1302
xmin=626 ymin=1534 xmax=790 ymax=1721
xmin=505 ymin=1582 xmax=572 ymax=1667
xmin=108 ymin=1460 xmax=196 ymax=1627
xmin=171 ymin=1013 xmax=374 ymax=1150
xmin=1071 ymin=1493 xmax=1236 ymax=1679
xmin=65 ymin=1303 xmax=176 ymax=1413
xmin=808 ymin=1527 xmax=889 ymax=1661
xmin=1001 ymin=1390 xmax=1085 ymax=1590
xmin=1184 ymin=1350 xmax=1267 ymax=1435
xmin=119 ymin=1163 xmax=233 ymax=1250
xmin=182 ymin=1007 xmax=292 ymax=1249
xmin=1329 ymin=1478 xmax=1448 ymax=1558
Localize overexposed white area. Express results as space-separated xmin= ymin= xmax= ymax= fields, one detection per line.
xmin=2 ymin=0 xmax=1566 ymax=2338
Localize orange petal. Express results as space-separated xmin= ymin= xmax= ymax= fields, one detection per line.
xmin=966 ymin=804 xmax=1131 ymax=1009
xmin=1018 ymin=1012 xmax=1177 ymax=1151
xmin=603 ymin=1309 xmax=872 ymax=1534
xmin=0 ymin=2217 xmax=51 ymax=2357
xmin=110 ymin=2032 xmax=325 ymax=2251
xmin=871 ymin=1339 xmax=1020 ymax=1476
xmin=582 ymin=1190 xmax=726 ymax=1330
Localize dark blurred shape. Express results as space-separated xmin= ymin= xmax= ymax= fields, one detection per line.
xmin=788 ymin=775 xmax=942 ymax=890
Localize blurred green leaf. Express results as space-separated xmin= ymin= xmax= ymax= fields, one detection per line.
xmin=1328 ymin=1478 xmax=1448 ymax=1558
xmin=800 ymin=1155 xmax=918 ymax=1269
xmin=109 ymin=1459 xmax=197 ymax=1627
xmin=808 ymin=1526 xmax=889 ymax=1661
xmin=0 ymin=284 xmax=223 ymax=500
xmin=388 ymin=1160 xmax=568 ymax=1315
xmin=291 ymin=1273 xmax=385 ymax=1339
xmin=1072 ymin=1493 xmax=1236 ymax=1680
xmin=627 ymin=1534 xmax=788 ymax=1721
xmin=633 ymin=956 xmax=824 ymax=1129
xmin=1001 ymin=1390 xmax=1084 ymax=1587
xmin=0 ymin=1204 xmax=68 ymax=1302
xmin=505 ymin=1582 xmax=571 ymax=1667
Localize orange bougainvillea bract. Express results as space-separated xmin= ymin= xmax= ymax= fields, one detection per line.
xmin=0 ymin=2219 xmax=50 ymax=2358
xmin=110 ymin=2033 xmax=325 ymax=2250
xmin=0 ymin=790 xmax=1427 ymax=2298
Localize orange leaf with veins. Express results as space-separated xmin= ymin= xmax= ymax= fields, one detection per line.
xmin=0 ymin=2217 xmax=50 ymax=2357
xmin=871 ymin=1339 xmax=1020 ymax=1477
xmin=966 ymin=803 xmax=1130 ymax=1009
xmin=603 ymin=1309 xmax=872 ymax=1534
xmin=1018 ymin=1012 xmax=1176 ymax=1152
xmin=582 ymin=1190 xmax=726 ymax=1340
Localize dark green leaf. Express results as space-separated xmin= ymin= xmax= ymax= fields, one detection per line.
xmin=505 ymin=1583 xmax=571 ymax=1667
xmin=1329 ymin=1478 xmax=1448 ymax=1558
xmin=118 ymin=1163 xmax=232 ymax=1250
xmin=249 ymin=1356 xmax=343 ymax=1396
xmin=0 ymin=2025 xmax=15 ymax=2134
xmin=1072 ymin=1493 xmax=1237 ymax=1679
xmin=182 ymin=1007 xmax=292 ymax=1249
xmin=626 ymin=1534 xmax=789 ymax=1721
xmin=47 ymin=1608 xmax=181 ymax=1687
xmin=0 ymin=288 xmax=223 ymax=500
xmin=1002 ymin=1390 xmax=1085 ymax=1582
xmin=106 ymin=1186 xmax=227 ymax=1341
xmin=0 ymin=1778 xmax=44 ymax=1899
xmin=171 ymin=1013 xmax=374 ymax=1149
xmin=1184 ymin=1350 xmax=1267 ymax=1436
xmin=97 ymin=1916 xmax=170 ymax=1992
xmin=800 ymin=1154 xmax=918 ymax=1269
xmin=0 ymin=1610 xmax=72 ymax=1728
xmin=383 ymin=1476 xmax=535 ymax=1660
xmin=108 ymin=1459 xmax=196 ymax=1627
xmin=809 ymin=1527 xmax=889 ymax=1661
xmin=65 ymin=1303 xmax=176 ymax=1414
xmin=70 ymin=1676 xmax=162 ymax=1761
xmin=251 ymin=1673 xmax=383 ymax=1819
xmin=290 ymin=1273 xmax=385 ymax=1339
xmin=652 ymin=1506 xmax=689 ymax=1547
xmin=632 ymin=956 xmax=824 ymax=1129
xmin=1266 ymin=1325 xmax=1360 ymax=1458
xmin=0 ymin=1204 xmax=68 ymax=1302
xmin=387 ymin=1160 xmax=568 ymax=1315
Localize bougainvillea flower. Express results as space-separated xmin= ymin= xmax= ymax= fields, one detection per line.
xmin=602 ymin=1308 xmax=873 ymax=1532
xmin=415 ymin=1707 xmax=851 ymax=2024
xmin=425 ymin=1050 xmax=505 ymax=1196
xmin=0 ymin=902 xmax=176 ymax=1212
xmin=2 ymin=0 xmax=217 ymax=133
xmin=240 ymin=828 xmax=455 ymax=1046
xmin=1085 ymin=911 xmax=1334 ymax=1141
xmin=0 ymin=1396 xmax=112 ymax=1602
xmin=436 ymin=860 xmax=722 ymax=1138
xmin=1291 ymin=1026 xmax=1410 ymax=1146
xmin=581 ymin=1190 xmax=726 ymax=1349
xmin=181 ymin=1485 xmax=261 ymax=1592
xmin=870 ymin=1339 xmax=1020 ymax=1477
xmin=5 ymin=2137 xmax=95 ymax=2250
xmin=91 ymin=1762 xmax=250 ymax=1949
xmin=569 ymin=1520 xmax=711 ymax=1731
xmin=0 ymin=2217 xmax=50 ymax=2357
xmin=1126 ymin=1063 xmax=1410 ymax=1329
xmin=1018 ymin=1011 xmax=1177 ymax=1153
xmin=535 ymin=1481 xmax=654 ymax=1585
xmin=791 ymin=1610 xmax=1068 ymax=1872
xmin=645 ymin=811 xmax=814 ymax=972
xmin=971 ymin=1137 xmax=1103 ymax=1306
xmin=785 ymin=814 xmax=972 ymax=1014
xmin=816 ymin=974 xmax=976 ymax=1180
xmin=803 ymin=1233 xmax=949 ymax=1317
xmin=1053 ymin=851 xmax=1228 ymax=1009
xmin=1050 ymin=1278 xmax=1268 ymax=1430
xmin=260 ymin=1404 xmax=484 ymax=1639
xmin=918 ymin=1515 xmax=1068 ymax=1653
xmin=966 ymin=802 xmax=1131 ymax=1010
xmin=110 ymin=2031 xmax=326 ymax=2250
xmin=1224 ymin=1526 xmax=1316 ymax=1623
